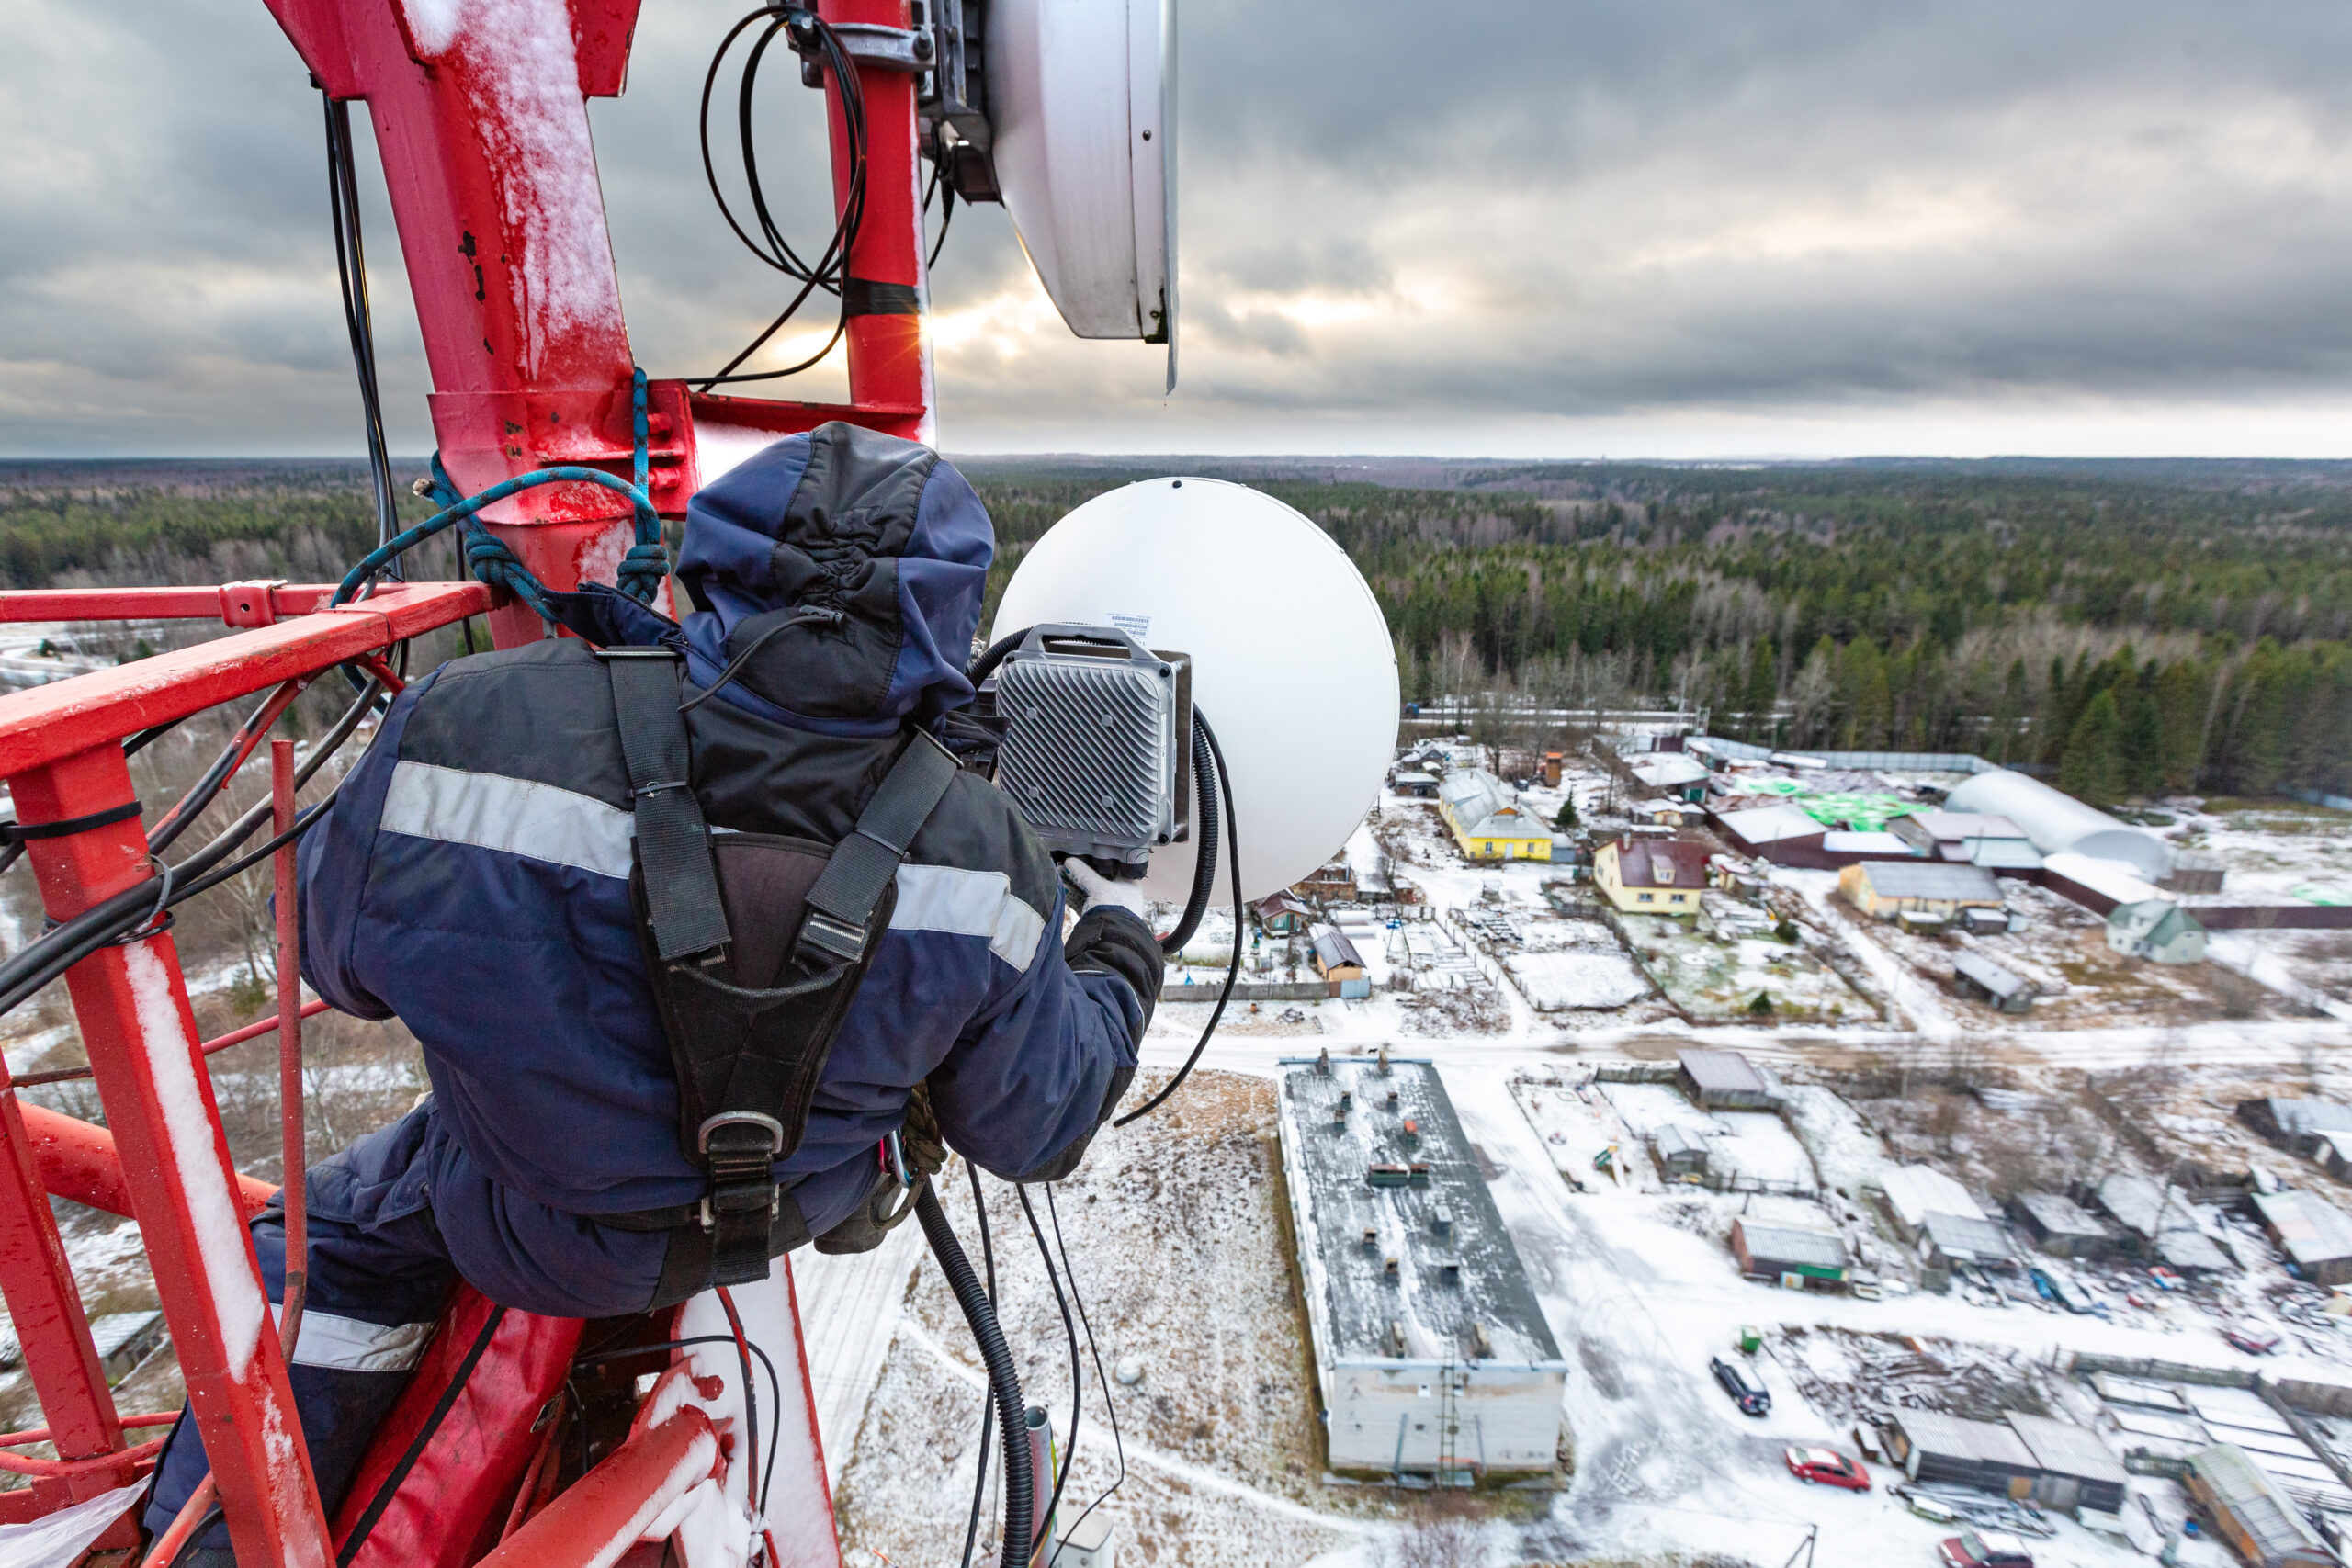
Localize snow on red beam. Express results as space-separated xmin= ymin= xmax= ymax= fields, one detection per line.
xmin=473 ymin=1408 xmax=722 ymax=1568
xmin=17 ymin=1100 xmax=277 ymax=1221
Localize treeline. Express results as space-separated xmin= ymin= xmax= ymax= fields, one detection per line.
xmin=12 ymin=460 xmax=2352 ymax=803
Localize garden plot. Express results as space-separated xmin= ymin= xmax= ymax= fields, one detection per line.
xmin=1505 ymin=950 xmax=1648 ymax=1010
xmin=1595 ymin=1081 xmax=1820 ymax=1191
xmin=1503 ymin=912 xmax=1650 ymax=1011
xmin=1509 ymin=1074 xmax=1657 ymax=1192
xmin=1619 ymin=913 xmax=1867 ymax=1023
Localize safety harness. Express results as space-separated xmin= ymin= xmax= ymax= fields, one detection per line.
xmin=596 ymin=646 xmax=959 ymax=1303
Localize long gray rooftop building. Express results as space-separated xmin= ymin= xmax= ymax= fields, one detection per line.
xmin=1277 ymin=1055 xmax=1566 ymax=1478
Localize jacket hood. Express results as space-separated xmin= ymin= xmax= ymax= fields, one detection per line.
xmin=551 ymin=423 xmax=992 ymax=735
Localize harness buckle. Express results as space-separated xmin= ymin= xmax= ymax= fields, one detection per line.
xmin=698 ymin=1112 xmax=786 ymax=1233
xmin=699 ymin=1111 xmax=786 ymax=1157
xmin=798 ymin=909 xmax=869 ymax=963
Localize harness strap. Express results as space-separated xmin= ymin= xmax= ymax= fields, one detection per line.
xmin=604 ymin=649 xmax=733 ymax=962
xmin=796 ymin=730 xmax=959 ymax=964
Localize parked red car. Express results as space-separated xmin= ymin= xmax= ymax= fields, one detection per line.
xmin=1783 ymin=1446 xmax=1869 ymax=1491
xmin=2225 ymin=1325 xmax=2283 ymax=1355
xmin=1939 ymin=1530 xmax=2035 ymax=1568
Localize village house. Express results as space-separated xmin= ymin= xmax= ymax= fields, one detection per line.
xmin=1592 ymin=838 xmax=1710 ymax=916
xmin=2107 ymin=898 xmax=2208 ymax=964
xmin=1436 ymin=770 xmax=1553 ymax=863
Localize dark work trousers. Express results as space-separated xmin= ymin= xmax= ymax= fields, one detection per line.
xmin=141 ymin=1100 xmax=672 ymax=1560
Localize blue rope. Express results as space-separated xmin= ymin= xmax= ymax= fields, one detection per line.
xmin=333 ymin=368 xmax=670 ymax=622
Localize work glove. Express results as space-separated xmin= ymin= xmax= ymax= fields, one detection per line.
xmin=1062 ymin=860 xmax=1152 ymax=920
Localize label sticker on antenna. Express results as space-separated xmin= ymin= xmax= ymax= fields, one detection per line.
xmin=1107 ymin=612 xmax=1151 ymax=642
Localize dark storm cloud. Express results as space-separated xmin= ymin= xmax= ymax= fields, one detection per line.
xmin=6 ymin=0 xmax=2352 ymax=454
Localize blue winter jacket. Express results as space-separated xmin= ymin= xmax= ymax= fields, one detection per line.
xmin=296 ymin=425 xmax=1152 ymax=1237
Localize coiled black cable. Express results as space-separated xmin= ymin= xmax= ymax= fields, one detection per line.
xmin=917 ymin=1178 xmax=1032 ymax=1568
xmin=695 ymin=7 xmax=868 ymax=388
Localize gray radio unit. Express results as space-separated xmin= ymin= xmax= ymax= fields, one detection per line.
xmin=989 ymin=625 xmax=1192 ymax=874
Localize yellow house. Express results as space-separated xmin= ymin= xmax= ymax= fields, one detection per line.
xmin=1593 ymin=838 xmax=1709 ymax=915
xmin=1435 ymin=770 xmax=1552 ymax=862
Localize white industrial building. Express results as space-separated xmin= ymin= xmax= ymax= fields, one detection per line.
xmin=1277 ymin=1055 xmax=1566 ymax=1480
xmin=1941 ymin=770 xmax=2171 ymax=882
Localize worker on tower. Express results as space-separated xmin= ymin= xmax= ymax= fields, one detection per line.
xmin=144 ymin=425 xmax=1165 ymax=1561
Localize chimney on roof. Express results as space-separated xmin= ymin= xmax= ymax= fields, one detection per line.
xmin=1468 ymin=1322 xmax=1493 ymax=1359
xmin=1401 ymin=1118 xmax=1419 ymax=1149
xmin=1315 ymin=1047 xmax=1331 ymax=1077
xmin=1362 ymin=1227 xmax=1378 ymax=1250
xmin=1376 ymin=1045 xmax=1391 ymax=1077
xmin=1384 ymin=1255 xmax=1400 ymax=1280
xmin=1385 ymin=1320 xmax=1408 ymax=1358
xmin=1430 ymin=1205 xmax=1452 ymax=1236
xmin=1441 ymin=1260 xmax=1462 ymax=1285
xmin=1385 ymin=1089 xmax=1399 ymax=1112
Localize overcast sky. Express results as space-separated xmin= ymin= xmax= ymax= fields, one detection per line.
xmin=6 ymin=0 xmax=2352 ymax=458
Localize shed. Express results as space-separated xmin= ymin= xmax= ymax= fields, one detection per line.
xmin=1838 ymin=860 xmax=2003 ymax=920
xmin=2252 ymin=1190 xmax=2352 ymax=1288
xmin=1676 ymin=1048 xmax=1775 ymax=1111
xmin=1255 ymin=892 xmax=1314 ymax=936
xmin=2007 ymin=1192 xmax=2117 ymax=1260
xmin=1918 ymin=1210 xmax=2015 ymax=1271
xmin=1712 ymin=804 xmax=1827 ymax=866
xmin=1650 ymin=1124 xmax=1709 ymax=1180
xmin=1729 ymin=1219 xmax=1848 ymax=1287
xmin=1888 ymin=1410 xmax=2041 ymax=1496
xmin=1878 ymin=1165 xmax=1985 ymax=1241
xmin=2006 ymin=1415 xmax=2130 ymax=1515
xmin=1392 ymin=771 xmax=1441 ymax=799
xmin=2237 ymin=1099 xmax=2352 ymax=1161
xmin=1890 ymin=810 xmax=2044 ymax=873
xmin=1890 ymin=1412 xmax=2126 ymax=1515
xmin=2186 ymin=1443 xmax=2335 ymax=1566
xmin=1629 ymin=753 xmax=1711 ymax=802
xmin=1951 ymin=952 xmax=2034 ymax=1014
xmin=1942 ymin=770 xmax=2172 ymax=883
xmin=1296 ymin=858 xmax=1359 ymax=903
xmin=2107 ymin=899 xmax=2208 ymax=964
xmin=2090 ymin=1175 xmax=2234 ymax=1273
xmin=1308 ymin=925 xmax=1365 ymax=975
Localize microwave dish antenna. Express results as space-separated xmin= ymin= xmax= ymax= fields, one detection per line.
xmin=931 ymin=0 xmax=1177 ymax=389
xmin=991 ymin=478 xmax=1397 ymax=905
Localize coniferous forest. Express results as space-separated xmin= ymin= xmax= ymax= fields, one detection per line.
xmin=6 ymin=457 xmax=2352 ymax=805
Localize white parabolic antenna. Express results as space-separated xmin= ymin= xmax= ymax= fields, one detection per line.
xmin=987 ymin=0 xmax=1177 ymax=388
xmin=992 ymin=479 xmax=1399 ymax=905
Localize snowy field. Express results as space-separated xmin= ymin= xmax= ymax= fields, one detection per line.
xmin=1506 ymin=949 xmax=1650 ymax=1011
